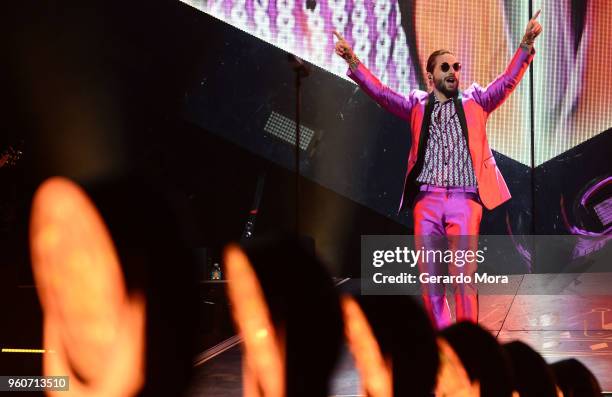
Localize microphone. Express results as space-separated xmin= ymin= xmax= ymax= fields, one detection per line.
xmin=287 ymin=53 xmax=311 ymax=78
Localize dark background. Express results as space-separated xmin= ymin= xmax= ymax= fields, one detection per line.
xmin=0 ymin=0 xmax=610 ymax=384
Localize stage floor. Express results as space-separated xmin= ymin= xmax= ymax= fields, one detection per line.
xmin=188 ymin=273 xmax=612 ymax=396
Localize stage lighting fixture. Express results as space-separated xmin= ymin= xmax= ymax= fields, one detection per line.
xmin=264 ymin=111 xmax=320 ymax=156
xmin=594 ymin=197 xmax=612 ymax=227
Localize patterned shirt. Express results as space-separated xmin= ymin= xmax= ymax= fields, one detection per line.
xmin=416 ymin=96 xmax=477 ymax=187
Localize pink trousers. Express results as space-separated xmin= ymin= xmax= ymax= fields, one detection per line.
xmin=413 ymin=186 xmax=482 ymax=329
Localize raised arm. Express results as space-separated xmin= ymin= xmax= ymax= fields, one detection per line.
xmin=333 ymin=31 xmax=416 ymax=121
xmin=472 ymin=10 xmax=543 ymax=113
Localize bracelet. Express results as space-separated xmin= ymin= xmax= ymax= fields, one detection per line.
xmin=347 ymin=55 xmax=360 ymax=70
xmin=520 ymin=38 xmax=534 ymax=52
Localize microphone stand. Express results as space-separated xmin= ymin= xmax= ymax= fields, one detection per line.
xmin=287 ymin=54 xmax=310 ymax=236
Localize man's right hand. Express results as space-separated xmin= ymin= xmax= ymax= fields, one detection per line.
xmin=333 ymin=30 xmax=358 ymax=67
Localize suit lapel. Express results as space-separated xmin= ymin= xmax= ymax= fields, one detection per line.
xmin=417 ymin=92 xmax=436 ymax=159
xmin=454 ymin=93 xmax=469 ymax=147
xmin=400 ymin=92 xmax=435 ymax=213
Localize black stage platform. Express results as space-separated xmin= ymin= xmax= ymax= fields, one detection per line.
xmin=187 ymin=273 xmax=612 ymax=396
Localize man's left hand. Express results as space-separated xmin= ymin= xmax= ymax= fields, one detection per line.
xmin=522 ymin=9 xmax=542 ymax=46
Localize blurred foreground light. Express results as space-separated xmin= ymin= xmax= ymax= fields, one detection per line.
xmin=30 ymin=177 xmax=145 ymax=397
xmin=341 ymin=295 xmax=392 ymax=397
xmin=224 ymin=244 xmax=284 ymax=397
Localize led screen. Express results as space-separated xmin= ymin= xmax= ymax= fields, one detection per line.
xmin=182 ymin=0 xmax=611 ymax=166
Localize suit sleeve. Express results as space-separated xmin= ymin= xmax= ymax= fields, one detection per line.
xmin=471 ymin=46 xmax=535 ymax=114
xmin=347 ymin=63 xmax=417 ymax=121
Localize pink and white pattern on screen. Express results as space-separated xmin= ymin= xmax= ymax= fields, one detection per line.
xmin=181 ymin=0 xmax=420 ymax=95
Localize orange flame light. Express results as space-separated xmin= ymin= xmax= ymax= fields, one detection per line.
xmin=341 ymin=295 xmax=392 ymax=397
xmin=224 ymin=244 xmax=284 ymax=397
xmin=30 ymin=177 xmax=145 ymax=397
xmin=435 ymin=337 xmax=479 ymax=397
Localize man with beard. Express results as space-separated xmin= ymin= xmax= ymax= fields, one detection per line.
xmin=333 ymin=12 xmax=542 ymax=328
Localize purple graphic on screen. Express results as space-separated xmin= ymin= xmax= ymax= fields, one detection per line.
xmin=187 ymin=0 xmax=420 ymax=94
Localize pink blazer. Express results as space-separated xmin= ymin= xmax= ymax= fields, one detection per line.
xmin=347 ymin=47 xmax=534 ymax=212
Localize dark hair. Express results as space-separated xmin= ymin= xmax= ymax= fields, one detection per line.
xmin=426 ymin=49 xmax=454 ymax=74
xmin=503 ymin=341 xmax=558 ymax=397
xmin=441 ymin=321 xmax=515 ymax=397
xmin=85 ymin=174 xmax=199 ymax=396
xmin=241 ymin=236 xmax=344 ymax=397
xmin=354 ymin=295 xmax=439 ymax=397
xmin=550 ymin=358 xmax=602 ymax=397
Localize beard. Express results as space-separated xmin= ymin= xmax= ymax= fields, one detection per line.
xmin=434 ymin=77 xmax=459 ymax=98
